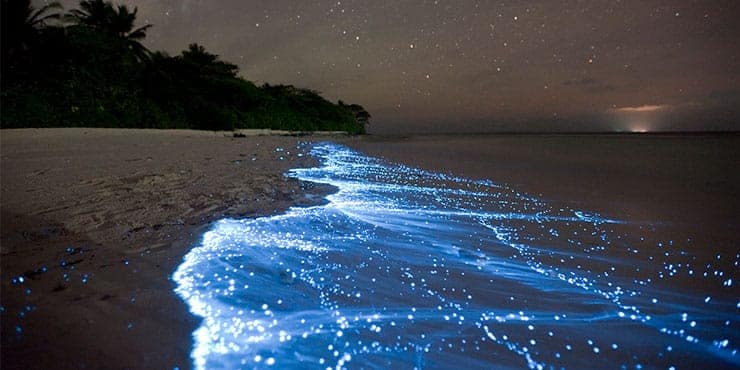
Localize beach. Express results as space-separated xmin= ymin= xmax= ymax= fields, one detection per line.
xmin=1 ymin=128 xmax=337 ymax=369
xmin=2 ymin=0 xmax=737 ymax=367
xmin=2 ymin=129 xmax=738 ymax=369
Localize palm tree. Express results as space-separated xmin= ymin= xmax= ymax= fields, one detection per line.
xmin=66 ymin=0 xmax=152 ymax=61
xmin=1 ymin=0 xmax=62 ymax=58
xmin=6 ymin=0 xmax=61 ymax=27
xmin=180 ymin=43 xmax=239 ymax=77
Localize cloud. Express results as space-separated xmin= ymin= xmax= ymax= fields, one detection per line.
xmin=610 ymin=104 xmax=669 ymax=113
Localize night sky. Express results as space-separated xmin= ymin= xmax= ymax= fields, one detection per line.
xmin=57 ymin=0 xmax=740 ymax=133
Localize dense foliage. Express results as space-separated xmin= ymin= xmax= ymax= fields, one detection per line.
xmin=1 ymin=0 xmax=369 ymax=133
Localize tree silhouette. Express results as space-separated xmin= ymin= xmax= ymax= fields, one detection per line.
xmin=180 ymin=43 xmax=239 ymax=77
xmin=2 ymin=0 xmax=369 ymax=133
xmin=67 ymin=0 xmax=151 ymax=61
xmin=339 ymin=100 xmax=371 ymax=126
xmin=1 ymin=0 xmax=62 ymax=59
xmin=348 ymin=104 xmax=371 ymax=126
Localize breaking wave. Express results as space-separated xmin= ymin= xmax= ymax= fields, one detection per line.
xmin=173 ymin=143 xmax=738 ymax=369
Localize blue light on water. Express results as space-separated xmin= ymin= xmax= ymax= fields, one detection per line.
xmin=173 ymin=143 xmax=738 ymax=369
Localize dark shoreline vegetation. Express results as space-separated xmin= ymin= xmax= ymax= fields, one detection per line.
xmin=1 ymin=0 xmax=370 ymax=133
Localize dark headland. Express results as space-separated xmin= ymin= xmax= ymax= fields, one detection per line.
xmin=1 ymin=0 xmax=369 ymax=133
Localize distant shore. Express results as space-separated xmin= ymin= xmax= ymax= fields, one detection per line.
xmin=0 ymin=128 xmax=338 ymax=369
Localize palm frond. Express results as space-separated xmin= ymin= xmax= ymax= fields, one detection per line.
xmin=127 ymin=24 xmax=152 ymax=40
xmin=29 ymin=1 xmax=62 ymax=26
xmin=65 ymin=9 xmax=89 ymax=22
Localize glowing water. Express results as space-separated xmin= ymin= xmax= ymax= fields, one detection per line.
xmin=173 ymin=143 xmax=738 ymax=369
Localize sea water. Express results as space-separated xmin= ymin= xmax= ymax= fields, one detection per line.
xmin=173 ymin=143 xmax=738 ymax=369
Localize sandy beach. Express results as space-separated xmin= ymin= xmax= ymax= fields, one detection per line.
xmin=2 ymin=0 xmax=737 ymax=367
xmin=1 ymin=128 xmax=339 ymax=369
xmin=2 ymin=130 xmax=738 ymax=369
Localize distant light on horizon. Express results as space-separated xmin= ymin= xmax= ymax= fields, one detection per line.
xmin=607 ymin=105 xmax=669 ymax=132
xmin=84 ymin=0 xmax=740 ymax=133
xmin=625 ymin=118 xmax=652 ymax=132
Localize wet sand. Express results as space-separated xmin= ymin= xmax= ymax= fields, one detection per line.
xmin=1 ymin=128 xmax=338 ymax=369
xmin=3 ymin=130 xmax=737 ymax=369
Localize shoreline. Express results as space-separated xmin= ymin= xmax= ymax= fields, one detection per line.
xmin=1 ymin=128 xmax=339 ymax=369
xmin=148 ymin=139 xmax=739 ymax=369
xmin=3 ymin=129 xmax=737 ymax=368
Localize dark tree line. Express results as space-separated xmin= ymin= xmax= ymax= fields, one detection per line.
xmin=1 ymin=0 xmax=370 ymax=133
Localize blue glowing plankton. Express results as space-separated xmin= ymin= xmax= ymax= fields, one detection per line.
xmin=173 ymin=143 xmax=738 ymax=369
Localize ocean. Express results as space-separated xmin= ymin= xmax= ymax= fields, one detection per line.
xmin=173 ymin=135 xmax=738 ymax=369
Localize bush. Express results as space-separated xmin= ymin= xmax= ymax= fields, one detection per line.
xmin=0 ymin=0 xmax=369 ymax=133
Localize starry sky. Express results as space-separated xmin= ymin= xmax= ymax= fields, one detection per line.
xmin=57 ymin=0 xmax=740 ymax=133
